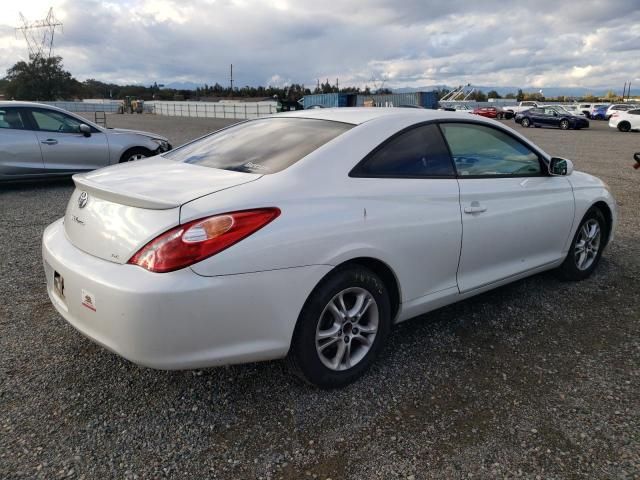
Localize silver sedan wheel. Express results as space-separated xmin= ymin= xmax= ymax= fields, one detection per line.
xmin=315 ymin=287 xmax=379 ymax=371
xmin=574 ymin=219 xmax=601 ymax=270
xmin=126 ymin=153 xmax=147 ymax=162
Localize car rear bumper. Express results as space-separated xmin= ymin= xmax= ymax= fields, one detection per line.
xmin=42 ymin=218 xmax=331 ymax=370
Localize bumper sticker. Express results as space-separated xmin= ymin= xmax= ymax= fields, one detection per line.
xmin=82 ymin=289 xmax=96 ymax=312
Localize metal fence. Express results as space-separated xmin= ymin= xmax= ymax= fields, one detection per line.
xmin=148 ymin=101 xmax=277 ymax=119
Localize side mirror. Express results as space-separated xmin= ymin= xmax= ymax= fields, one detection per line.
xmin=549 ymin=157 xmax=573 ymax=176
xmin=79 ymin=124 xmax=91 ymax=137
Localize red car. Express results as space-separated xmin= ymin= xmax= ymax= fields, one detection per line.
xmin=472 ymin=106 xmax=501 ymax=118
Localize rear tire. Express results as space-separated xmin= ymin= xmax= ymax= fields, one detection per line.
xmin=556 ymin=208 xmax=607 ymax=281
xmin=287 ymin=265 xmax=391 ymax=389
xmin=618 ymin=122 xmax=631 ymax=132
xmin=521 ymin=118 xmax=531 ymax=127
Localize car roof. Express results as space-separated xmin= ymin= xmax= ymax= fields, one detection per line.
xmin=275 ymin=107 xmax=485 ymax=125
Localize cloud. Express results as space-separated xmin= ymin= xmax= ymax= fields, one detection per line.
xmin=0 ymin=0 xmax=639 ymax=90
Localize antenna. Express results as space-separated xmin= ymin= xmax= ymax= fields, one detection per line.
xmin=16 ymin=7 xmax=63 ymax=59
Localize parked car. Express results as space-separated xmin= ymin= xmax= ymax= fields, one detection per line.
xmin=515 ymin=106 xmax=589 ymax=130
xmin=560 ymin=105 xmax=588 ymax=117
xmin=589 ymin=105 xmax=609 ymax=120
xmin=608 ymin=108 xmax=640 ymax=132
xmin=577 ymin=103 xmax=592 ymax=117
xmin=472 ymin=106 xmax=500 ymax=118
xmin=501 ymin=101 xmax=542 ymax=116
xmin=472 ymin=106 xmax=512 ymax=120
xmin=0 ymin=101 xmax=171 ymax=181
xmin=42 ymin=108 xmax=616 ymax=388
xmin=605 ymin=103 xmax=637 ymax=120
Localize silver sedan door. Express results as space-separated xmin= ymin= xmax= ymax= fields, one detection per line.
xmin=0 ymin=107 xmax=46 ymax=178
xmin=28 ymin=108 xmax=109 ymax=173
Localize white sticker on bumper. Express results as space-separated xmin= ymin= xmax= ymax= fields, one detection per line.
xmin=81 ymin=289 xmax=96 ymax=312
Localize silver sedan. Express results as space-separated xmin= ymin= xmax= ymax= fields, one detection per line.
xmin=0 ymin=101 xmax=171 ymax=181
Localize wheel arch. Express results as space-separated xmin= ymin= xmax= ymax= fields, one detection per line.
xmin=591 ymin=200 xmax=613 ymax=246
xmin=308 ymin=257 xmax=402 ymax=323
xmin=119 ymin=146 xmax=154 ymax=163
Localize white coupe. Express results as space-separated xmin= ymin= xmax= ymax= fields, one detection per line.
xmin=43 ymin=108 xmax=617 ymax=388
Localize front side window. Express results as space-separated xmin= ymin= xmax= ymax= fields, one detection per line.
xmin=164 ymin=118 xmax=353 ymax=174
xmin=440 ymin=123 xmax=542 ymax=177
xmin=0 ymin=108 xmax=28 ymax=130
xmin=353 ymin=124 xmax=454 ymax=177
xmin=628 ymin=109 xmax=640 ymax=115
xmin=31 ymin=109 xmax=84 ymax=133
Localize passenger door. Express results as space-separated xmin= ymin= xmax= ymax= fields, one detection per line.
xmin=351 ymin=123 xmax=462 ymax=301
xmin=27 ymin=108 xmax=109 ymax=173
xmin=439 ymin=122 xmax=575 ymax=293
xmin=0 ymin=107 xmax=46 ymax=177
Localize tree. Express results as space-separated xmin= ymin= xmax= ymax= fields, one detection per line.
xmin=516 ymin=89 xmax=524 ymax=101
xmin=5 ymin=55 xmax=78 ymax=100
xmin=468 ymin=90 xmax=487 ymax=102
xmin=487 ymin=90 xmax=501 ymax=99
xmin=504 ymin=92 xmax=516 ymax=99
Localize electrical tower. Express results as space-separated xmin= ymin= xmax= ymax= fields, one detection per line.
xmin=16 ymin=7 xmax=63 ymax=59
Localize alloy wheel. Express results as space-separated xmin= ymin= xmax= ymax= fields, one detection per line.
xmin=574 ymin=219 xmax=601 ymax=271
xmin=315 ymin=287 xmax=379 ymax=371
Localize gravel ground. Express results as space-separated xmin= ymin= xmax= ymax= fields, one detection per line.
xmin=1 ymin=115 xmax=638 ymax=479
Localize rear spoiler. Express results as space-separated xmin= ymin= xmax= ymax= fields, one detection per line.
xmin=72 ymin=174 xmax=179 ymax=210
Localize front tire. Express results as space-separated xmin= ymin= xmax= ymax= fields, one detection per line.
xmin=120 ymin=147 xmax=152 ymax=163
xmin=559 ymin=119 xmax=570 ymax=130
xmin=288 ymin=265 xmax=391 ymax=389
xmin=556 ymin=208 xmax=607 ymax=281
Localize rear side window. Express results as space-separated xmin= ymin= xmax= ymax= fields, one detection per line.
xmin=0 ymin=108 xmax=28 ymax=130
xmin=440 ymin=123 xmax=541 ymax=177
xmin=352 ymin=124 xmax=454 ymax=177
xmin=164 ymin=118 xmax=353 ymax=174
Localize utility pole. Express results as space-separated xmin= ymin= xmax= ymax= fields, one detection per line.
xmin=628 ymin=82 xmax=632 ymax=101
xmin=336 ymin=78 xmax=339 ymax=91
xmin=230 ymin=64 xmax=234 ymax=91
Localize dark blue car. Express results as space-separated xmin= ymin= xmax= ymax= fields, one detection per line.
xmin=515 ymin=106 xmax=589 ymax=130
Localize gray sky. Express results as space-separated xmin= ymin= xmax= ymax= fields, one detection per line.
xmin=2 ymin=0 xmax=639 ymax=90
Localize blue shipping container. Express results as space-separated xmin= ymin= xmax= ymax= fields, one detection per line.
xmin=302 ymin=93 xmax=354 ymax=109
xmin=355 ymin=92 xmax=438 ymax=109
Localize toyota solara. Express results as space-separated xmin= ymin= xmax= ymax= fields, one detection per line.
xmin=43 ymin=108 xmax=616 ymax=388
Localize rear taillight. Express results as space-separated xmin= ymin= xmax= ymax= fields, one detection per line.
xmin=128 ymin=208 xmax=280 ymax=273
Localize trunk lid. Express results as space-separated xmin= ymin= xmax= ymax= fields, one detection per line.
xmin=64 ymin=157 xmax=261 ymax=264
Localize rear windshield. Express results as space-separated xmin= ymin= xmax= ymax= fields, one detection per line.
xmin=164 ymin=117 xmax=353 ymax=174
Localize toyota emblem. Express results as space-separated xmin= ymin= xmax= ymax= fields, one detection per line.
xmin=78 ymin=191 xmax=88 ymax=209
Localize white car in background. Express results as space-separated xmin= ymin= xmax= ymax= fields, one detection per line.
xmin=560 ymin=105 xmax=588 ymax=117
xmin=43 ymin=108 xmax=616 ymax=388
xmin=608 ymin=108 xmax=640 ymax=132
xmin=605 ymin=103 xmax=638 ymax=120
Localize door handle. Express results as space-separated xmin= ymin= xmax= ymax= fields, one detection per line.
xmin=464 ymin=201 xmax=487 ymax=214
xmin=41 ymin=139 xmax=58 ymax=145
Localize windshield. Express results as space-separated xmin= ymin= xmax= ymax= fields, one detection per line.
xmin=164 ymin=117 xmax=353 ymax=174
